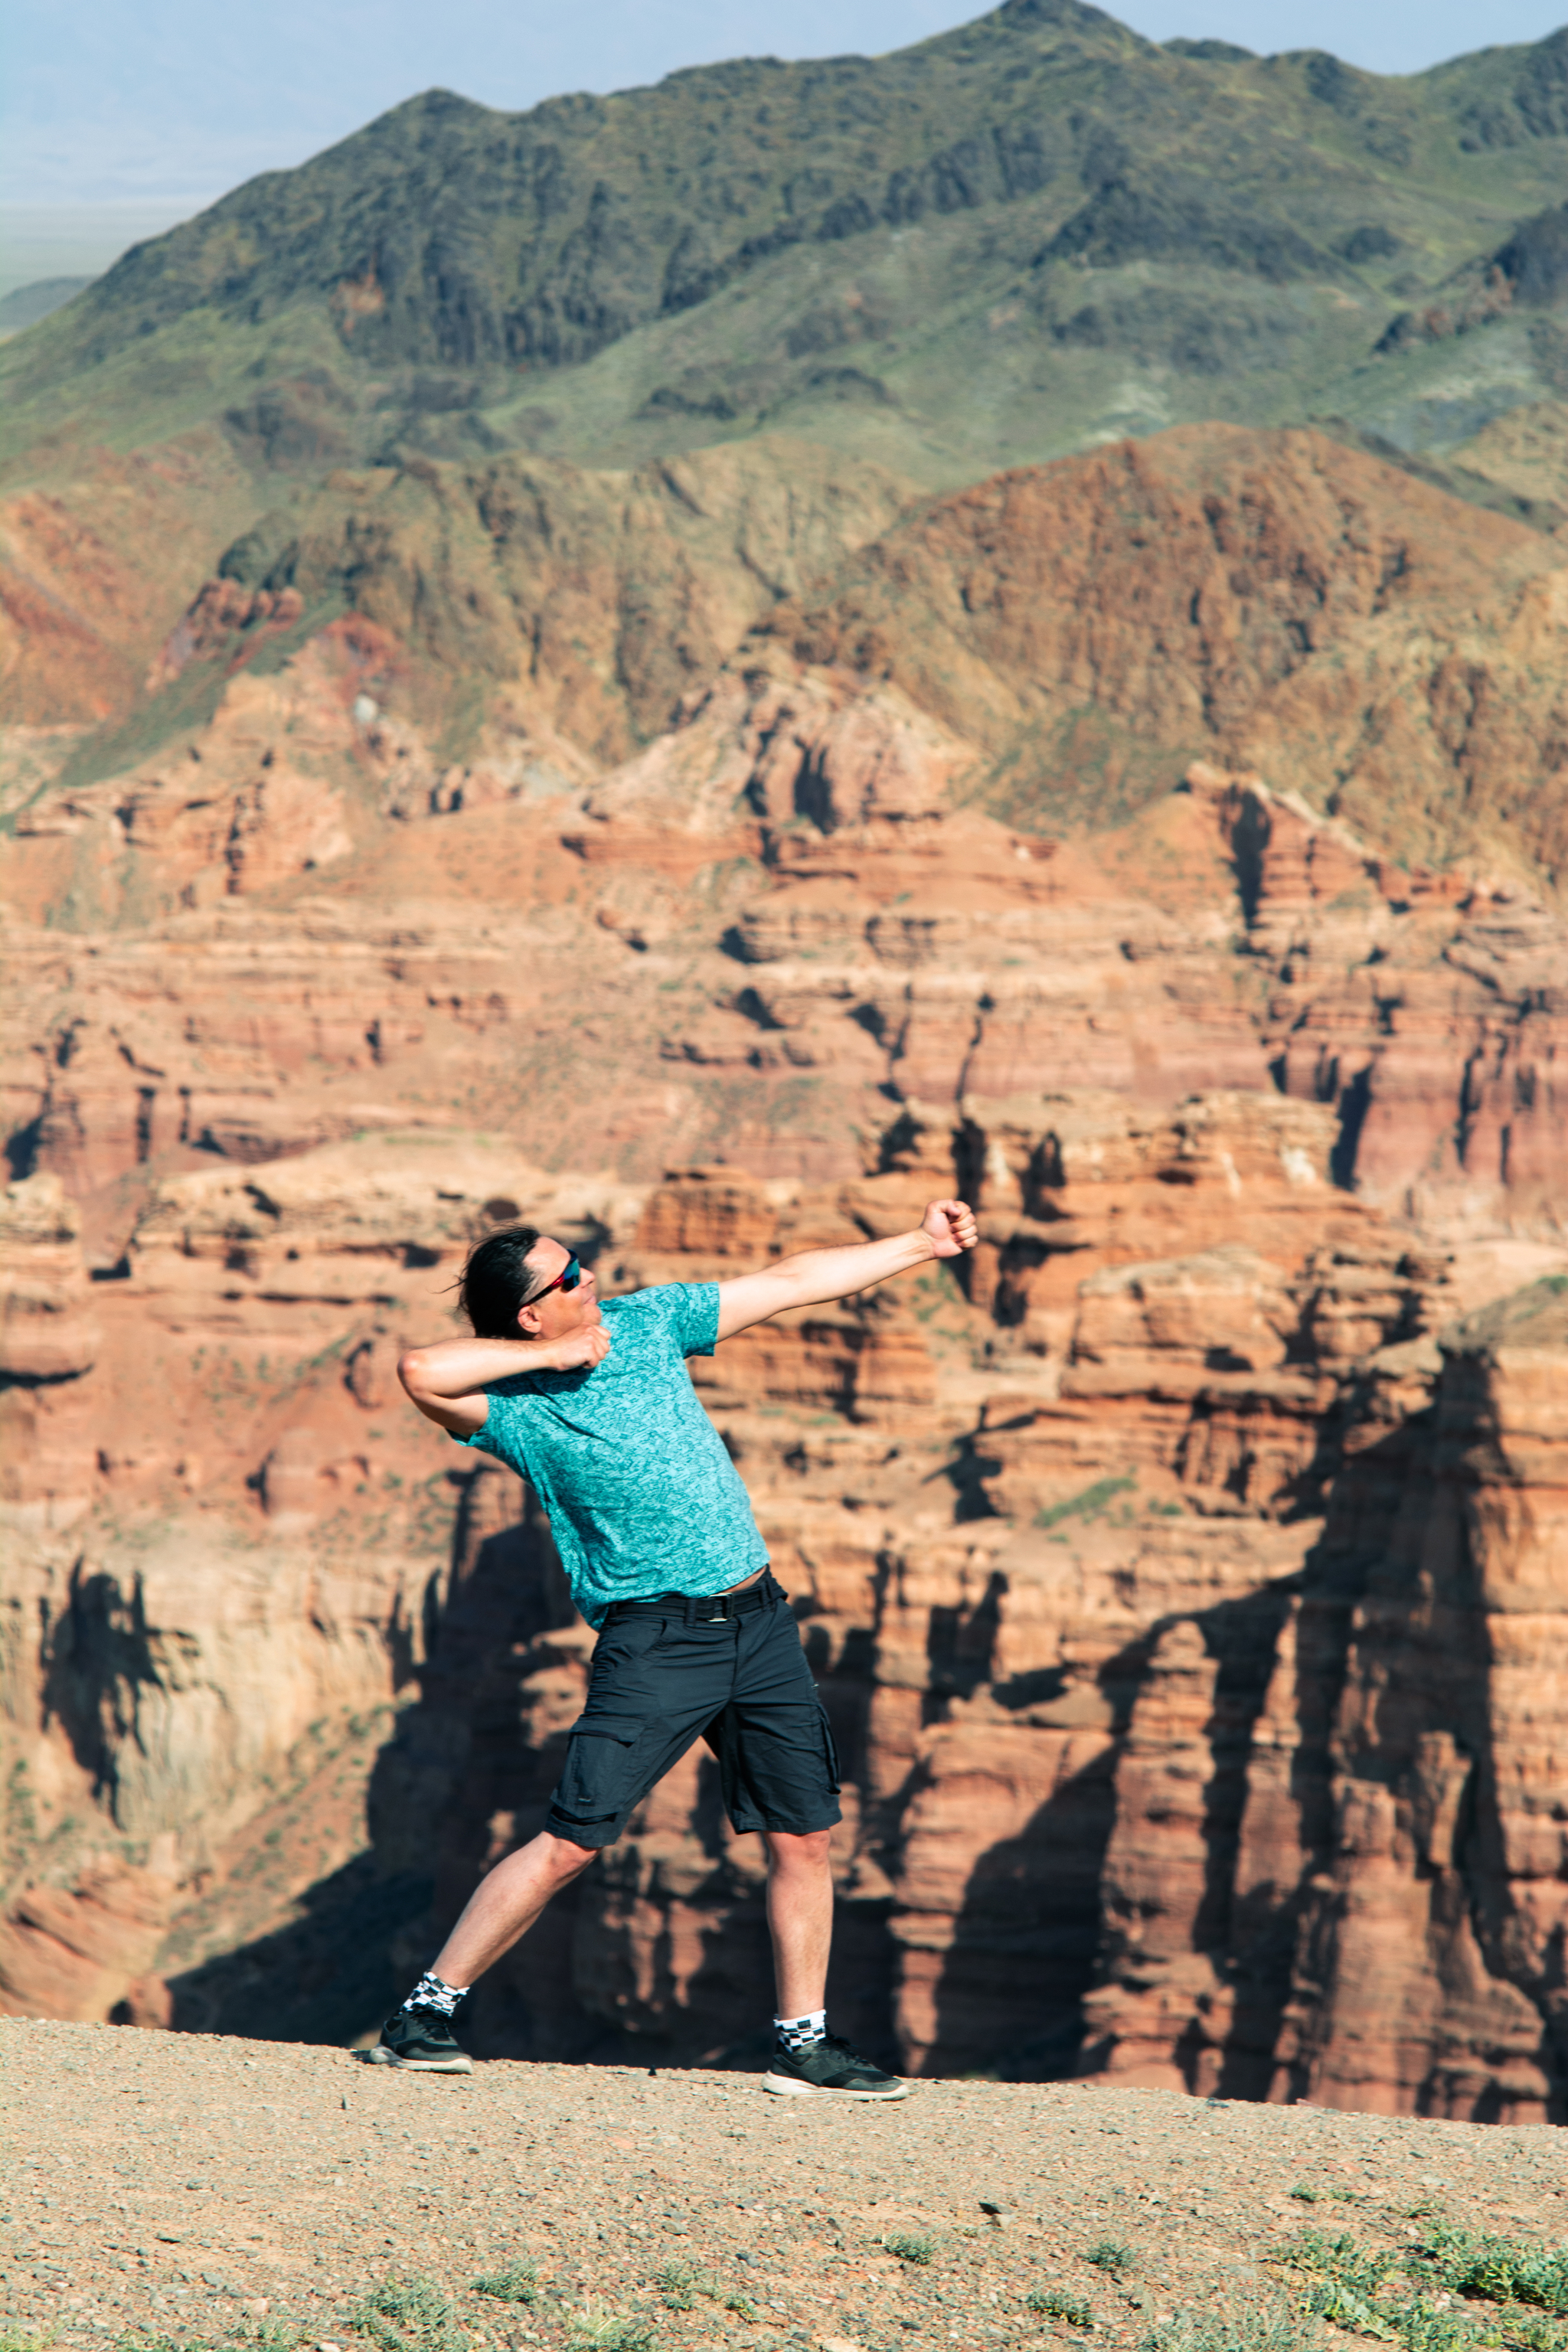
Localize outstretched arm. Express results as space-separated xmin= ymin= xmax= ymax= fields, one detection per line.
xmin=399 ymin=1325 xmax=610 ymax=1435
xmin=714 ymin=1199 xmax=976 ymax=1342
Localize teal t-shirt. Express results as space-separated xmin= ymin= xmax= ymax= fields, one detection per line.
xmin=456 ymin=1281 xmax=767 ymax=1627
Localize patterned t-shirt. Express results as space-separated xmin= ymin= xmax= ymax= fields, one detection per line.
xmin=455 ymin=1281 xmax=767 ymax=1627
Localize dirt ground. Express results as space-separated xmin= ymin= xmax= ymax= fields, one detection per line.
xmin=2 ymin=2020 xmax=1560 ymax=2352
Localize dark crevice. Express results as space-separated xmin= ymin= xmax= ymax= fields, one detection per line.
xmin=1330 ymin=1065 xmax=1373 ymax=1188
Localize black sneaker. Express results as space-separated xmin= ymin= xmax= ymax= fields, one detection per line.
xmin=364 ymin=2004 xmax=473 ymax=2073
xmin=762 ymin=2032 xmax=912 ymax=2100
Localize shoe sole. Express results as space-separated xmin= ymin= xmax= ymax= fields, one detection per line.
xmin=363 ymin=2045 xmax=473 ymax=2073
xmin=761 ymin=2069 xmax=913 ymax=2099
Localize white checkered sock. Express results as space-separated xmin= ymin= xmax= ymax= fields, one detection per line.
xmin=406 ymin=1969 xmax=469 ymax=2017
xmin=775 ymin=2007 xmax=827 ymax=2052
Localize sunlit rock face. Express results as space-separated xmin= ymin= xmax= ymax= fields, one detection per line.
xmin=4 ymin=423 xmax=1568 ymax=2113
xmin=4 ymin=1071 xmax=1564 ymax=2119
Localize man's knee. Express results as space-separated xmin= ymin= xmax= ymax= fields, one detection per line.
xmin=764 ymin=1826 xmax=834 ymax=1871
xmin=537 ymin=1831 xmax=599 ymax=1880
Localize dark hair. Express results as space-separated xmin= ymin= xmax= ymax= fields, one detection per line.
xmin=457 ymin=1223 xmax=545 ymax=1336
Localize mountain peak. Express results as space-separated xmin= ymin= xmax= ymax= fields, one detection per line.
xmin=2 ymin=3 xmax=1563 ymax=496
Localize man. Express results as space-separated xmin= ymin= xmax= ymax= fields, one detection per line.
xmin=374 ymin=1191 xmax=978 ymax=2096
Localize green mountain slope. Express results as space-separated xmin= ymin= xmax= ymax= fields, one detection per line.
xmin=4 ymin=0 xmax=1566 ymax=491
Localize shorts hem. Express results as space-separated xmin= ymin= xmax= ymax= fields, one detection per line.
xmin=728 ymin=1798 xmax=843 ymax=1838
xmin=544 ymin=1811 xmax=624 ymax=1851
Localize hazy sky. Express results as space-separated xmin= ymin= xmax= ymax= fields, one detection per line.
xmin=4 ymin=0 xmax=1565 ymax=236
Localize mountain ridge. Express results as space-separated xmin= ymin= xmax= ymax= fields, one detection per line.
xmin=11 ymin=421 xmax=1565 ymax=892
xmin=3 ymin=2 xmax=1566 ymax=490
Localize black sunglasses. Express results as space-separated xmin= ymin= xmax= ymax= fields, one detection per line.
xmin=524 ymin=1252 xmax=582 ymax=1308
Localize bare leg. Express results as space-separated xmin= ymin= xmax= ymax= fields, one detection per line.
xmin=763 ymin=1828 xmax=835 ymax=2017
xmin=432 ymin=1830 xmax=597 ymax=1987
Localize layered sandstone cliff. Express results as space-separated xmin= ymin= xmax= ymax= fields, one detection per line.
xmin=4 ymin=1073 xmax=1566 ymax=2118
xmin=4 ymin=421 xmax=1568 ymax=2115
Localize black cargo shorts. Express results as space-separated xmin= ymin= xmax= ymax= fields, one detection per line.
xmin=544 ymin=1572 xmax=842 ymax=1851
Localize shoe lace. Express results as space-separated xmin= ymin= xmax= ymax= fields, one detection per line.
xmin=821 ymin=2033 xmax=879 ymax=2066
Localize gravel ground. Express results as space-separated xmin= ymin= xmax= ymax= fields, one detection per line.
xmin=2 ymin=2020 xmax=1562 ymax=2352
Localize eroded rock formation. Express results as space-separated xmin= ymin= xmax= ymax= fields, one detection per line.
xmin=5 ymin=421 xmax=1568 ymax=2117
xmin=4 ymin=1075 xmax=1566 ymax=2118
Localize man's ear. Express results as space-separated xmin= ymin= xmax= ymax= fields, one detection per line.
xmin=516 ymin=1307 xmax=542 ymax=1338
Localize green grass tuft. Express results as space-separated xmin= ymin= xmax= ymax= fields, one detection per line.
xmin=1298 ymin=2278 xmax=1398 ymax=2340
xmin=1279 ymin=2230 xmax=1400 ymax=2298
xmin=1030 ymin=2287 xmax=1096 ymax=2328
xmin=1275 ymin=2221 xmax=1568 ymax=2352
xmin=114 ymin=2334 xmax=306 ymax=2352
xmin=1035 ymin=1478 xmax=1135 ymax=1530
xmin=1510 ymin=2318 xmax=1568 ymax=2352
xmin=564 ymin=2302 xmax=654 ymax=2352
xmin=884 ymin=2232 xmax=937 ymax=2264
xmin=1141 ymin=2301 xmax=1325 ymax=2352
xmin=1412 ymin=2228 xmax=1568 ymax=2317
xmin=656 ymin=2260 xmax=721 ymax=2311
xmin=351 ymin=2276 xmax=468 ymax=2352
xmin=1086 ymin=2239 xmax=1138 ymax=2281
xmin=471 ymin=2261 xmax=539 ymax=2305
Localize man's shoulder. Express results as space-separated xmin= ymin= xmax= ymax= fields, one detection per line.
xmin=603 ymin=1281 xmax=708 ymax=1319
xmin=603 ymin=1280 xmax=718 ymax=1357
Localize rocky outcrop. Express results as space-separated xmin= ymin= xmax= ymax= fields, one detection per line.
xmin=1187 ymin=764 xmax=1568 ymax=1228
xmin=364 ymin=1126 xmax=1568 ymax=2115
xmin=8 ymin=434 xmax=1568 ymax=1239
xmin=5 ymin=422 xmax=1568 ymax=2115
xmin=0 ymin=431 xmax=260 ymax=727
xmin=2 ymin=1046 xmax=1566 ymax=2115
xmin=755 ymin=426 xmax=1568 ymax=880
xmin=0 ymin=1132 xmax=642 ymax=2028
xmin=0 ymin=1851 xmax=179 ymax=2026
xmin=0 ymin=1173 xmax=102 ymax=1552
xmin=2 ymin=434 xmax=915 ymax=761
xmin=1262 ymin=1275 xmax=1568 ymax=2121
xmin=0 ymin=1172 xmax=98 ymax=1384
xmin=1066 ymin=1268 xmax=1568 ymax=2126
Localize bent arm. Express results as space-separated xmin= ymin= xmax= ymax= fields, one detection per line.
xmin=714 ymin=1199 xmax=976 ymax=1341
xmin=398 ymin=1334 xmax=573 ymax=1436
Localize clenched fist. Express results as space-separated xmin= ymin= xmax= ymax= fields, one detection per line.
xmin=545 ymin=1324 xmax=613 ymax=1372
xmin=921 ymin=1198 xmax=978 ymax=1258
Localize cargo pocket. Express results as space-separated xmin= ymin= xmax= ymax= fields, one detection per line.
xmin=817 ymin=1706 xmax=842 ymax=1795
xmin=590 ymin=1613 xmax=667 ymax=1671
xmin=551 ymin=1713 xmax=648 ymax=1831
